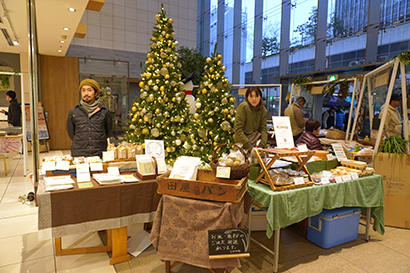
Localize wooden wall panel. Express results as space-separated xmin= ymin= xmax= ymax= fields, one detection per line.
xmin=40 ymin=55 xmax=79 ymax=150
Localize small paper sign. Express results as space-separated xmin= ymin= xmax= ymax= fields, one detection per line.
xmin=145 ymin=139 xmax=165 ymax=158
xmin=55 ymin=160 xmax=70 ymax=171
xmin=103 ymin=151 xmax=115 ymax=162
xmin=107 ymin=167 xmax=120 ymax=176
xmin=342 ymin=174 xmax=351 ymax=181
xmin=42 ymin=161 xmax=56 ymax=171
xmin=90 ymin=162 xmax=103 ymax=171
xmin=335 ymin=176 xmax=343 ymax=183
xmin=272 ymin=116 xmax=295 ymax=149
xmin=331 ymin=143 xmax=348 ymax=162
xmin=294 ymin=177 xmax=305 ymax=185
xmin=77 ymin=182 xmax=94 ymax=188
xmin=216 ymin=166 xmax=231 ymax=178
xmin=156 ymin=157 xmax=167 ymax=174
xmin=297 ymin=144 xmax=308 ymax=152
xmin=350 ymin=172 xmax=359 ymax=180
xmin=77 ymin=172 xmax=91 ymax=182
xmin=76 ymin=163 xmax=91 ymax=182
xmin=321 ymin=177 xmax=330 ymax=184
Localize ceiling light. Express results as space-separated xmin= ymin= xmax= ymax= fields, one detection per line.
xmin=13 ymin=40 xmax=18 ymax=45
xmin=58 ymin=49 xmax=62 ymax=52
xmin=68 ymin=7 xmax=76 ymax=12
xmin=60 ymin=40 xmax=65 ymax=43
xmin=63 ymin=27 xmax=70 ymax=31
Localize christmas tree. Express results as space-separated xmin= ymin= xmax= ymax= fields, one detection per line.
xmin=124 ymin=5 xmax=190 ymax=164
xmin=188 ymin=50 xmax=236 ymax=163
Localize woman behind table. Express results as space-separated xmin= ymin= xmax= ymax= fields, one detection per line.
xmin=295 ymin=119 xmax=323 ymax=150
xmin=234 ymin=86 xmax=268 ymax=152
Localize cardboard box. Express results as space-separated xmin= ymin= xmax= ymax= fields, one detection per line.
xmin=307 ymin=207 xmax=361 ymax=249
xmin=374 ymin=153 xmax=410 ymax=229
xmin=249 ymin=205 xmax=269 ymax=231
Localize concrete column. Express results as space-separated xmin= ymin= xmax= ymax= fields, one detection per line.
xmin=232 ymin=0 xmax=242 ymax=88
xmin=252 ymin=0 xmax=263 ymax=84
xmin=312 ymin=0 xmax=328 ymax=121
xmin=217 ymin=0 xmax=225 ymax=54
xmin=366 ymin=0 xmax=381 ymax=63
xmin=279 ymin=0 xmax=291 ymax=114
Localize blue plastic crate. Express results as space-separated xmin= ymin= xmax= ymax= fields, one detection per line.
xmin=307 ymin=207 xmax=361 ymax=249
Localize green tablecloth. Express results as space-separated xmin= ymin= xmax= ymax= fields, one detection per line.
xmin=247 ymin=174 xmax=385 ymax=238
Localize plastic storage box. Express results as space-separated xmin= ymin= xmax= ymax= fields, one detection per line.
xmin=307 ymin=207 xmax=361 ymax=249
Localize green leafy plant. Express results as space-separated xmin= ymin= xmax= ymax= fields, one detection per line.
xmin=0 ymin=74 xmax=11 ymax=91
xmin=397 ymin=50 xmax=410 ymax=66
xmin=377 ymin=136 xmax=410 ymax=157
xmin=176 ymin=46 xmax=206 ymax=86
xmin=322 ymin=78 xmax=351 ymax=103
xmin=292 ymin=76 xmax=313 ymax=90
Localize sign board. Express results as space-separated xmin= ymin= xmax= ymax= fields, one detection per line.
xmin=331 ymin=143 xmax=347 ymax=161
xmin=25 ymin=103 xmax=50 ymax=141
xmin=311 ymin=86 xmax=323 ymax=94
xmin=238 ymin=88 xmax=247 ymax=95
xmin=272 ymin=116 xmax=294 ymax=148
xmin=208 ymin=228 xmax=250 ymax=259
xmin=327 ymin=75 xmax=338 ymax=81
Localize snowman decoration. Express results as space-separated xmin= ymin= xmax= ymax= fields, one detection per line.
xmin=181 ymin=72 xmax=196 ymax=114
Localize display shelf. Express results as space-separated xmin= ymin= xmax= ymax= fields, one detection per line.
xmin=253 ymin=148 xmax=315 ymax=190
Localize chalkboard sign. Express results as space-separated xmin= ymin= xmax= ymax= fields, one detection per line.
xmin=208 ymin=228 xmax=250 ymax=260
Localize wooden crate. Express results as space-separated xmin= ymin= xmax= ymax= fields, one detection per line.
xmin=156 ymin=169 xmax=248 ymax=203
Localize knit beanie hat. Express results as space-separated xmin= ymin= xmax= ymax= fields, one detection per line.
xmin=79 ymin=79 xmax=100 ymax=95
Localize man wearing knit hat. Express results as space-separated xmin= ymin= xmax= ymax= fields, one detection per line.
xmin=66 ymin=79 xmax=112 ymax=157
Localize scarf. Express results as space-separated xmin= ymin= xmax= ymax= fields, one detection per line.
xmin=80 ymin=99 xmax=99 ymax=117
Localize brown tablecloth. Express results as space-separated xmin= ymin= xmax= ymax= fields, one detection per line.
xmin=150 ymin=194 xmax=245 ymax=270
xmin=37 ymin=176 xmax=161 ymax=238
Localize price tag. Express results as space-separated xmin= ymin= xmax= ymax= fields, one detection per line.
xmin=107 ymin=167 xmax=120 ymax=176
xmin=350 ymin=172 xmax=359 ymax=180
xmin=335 ymin=176 xmax=343 ymax=183
xmin=321 ymin=177 xmax=330 ymax=184
xmin=103 ymin=151 xmax=115 ymax=161
xmin=55 ymin=160 xmax=70 ymax=171
xmin=297 ymin=144 xmax=308 ymax=152
xmin=216 ymin=166 xmax=231 ymax=178
xmin=42 ymin=161 xmax=56 ymax=171
xmin=342 ymin=174 xmax=351 ymax=181
xmin=293 ymin=177 xmax=305 ymax=185
xmin=90 ymin=162 xmax=103 ymax=171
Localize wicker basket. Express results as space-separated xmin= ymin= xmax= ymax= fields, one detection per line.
xmin=326 ymin=128 xmax=346 ymax=140
xmin=210 ymin=143 xmax=251 ymax=180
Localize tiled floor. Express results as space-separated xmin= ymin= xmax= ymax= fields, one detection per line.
xmin=0 ymin=150 xmax=409 ymax=273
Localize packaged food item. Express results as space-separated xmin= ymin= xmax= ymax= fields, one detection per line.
xmin=127 ymin=144 xmax=136 ymax=159
xmin=107 ymin=144 xmax=118 ymax=159
xmin=117 ymin=144 xmax=127 ymax=159
xmin=135 ymin=144 xmax=143 ymax=155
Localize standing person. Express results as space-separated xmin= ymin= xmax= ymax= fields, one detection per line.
xmin=284 ymin=96 xmax=307 ymax=142
xmin=0 ymin=90 xmax=21 ymax=127
xmin=67 ymin=79 xmax=112 ymax=157
xmin=234 ymin=86 xmax=268 ymax=152
xmin=322 ymin=107 xmax=336 ymax=129
xmin=295 ymin=119 xmax=323 ymax=150
xmin=379 ymin=94 xmax=402 ymax=137
xmin=335 ymin=108 xmax=345 ymax=130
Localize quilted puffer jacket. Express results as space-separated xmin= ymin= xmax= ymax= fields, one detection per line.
xmin=295 ymin=131 xmax=323 ymax=150
xmin=66 ymin=103 xmax=112 ymax=157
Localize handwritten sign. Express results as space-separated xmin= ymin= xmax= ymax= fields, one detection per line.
xmin=208 ymin=228 xmax=250 ymax=259
xmin=216 ymin=166 xmax=231 ymax=178
xmin=331 ymin=143 xmax=347 ymax=162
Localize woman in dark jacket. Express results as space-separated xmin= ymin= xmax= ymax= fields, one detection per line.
xmin=295 ymin=119 xmax=323 ymax=150
xmin=234 ymin=86 xmax=268 ymax=151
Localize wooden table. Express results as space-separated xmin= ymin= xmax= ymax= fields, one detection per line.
xmin=37 ymin=174 xmax=162 ymax=265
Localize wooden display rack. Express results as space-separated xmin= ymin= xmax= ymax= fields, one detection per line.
xmin=253 ymin=148 xmax=315 ymax=191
